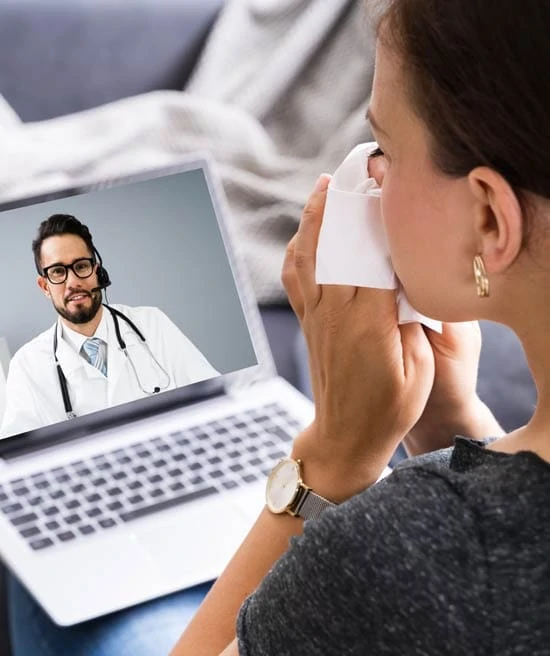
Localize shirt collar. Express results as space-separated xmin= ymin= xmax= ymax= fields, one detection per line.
xmin=60 ymin=306 xmax=109 ymax=353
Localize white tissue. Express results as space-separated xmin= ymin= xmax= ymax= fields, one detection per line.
xmin=316 ymin=142 xmax=442 ymax=333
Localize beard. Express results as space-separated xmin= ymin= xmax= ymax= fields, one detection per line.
xmin=54 ymin=289 xmax=103 ymax=325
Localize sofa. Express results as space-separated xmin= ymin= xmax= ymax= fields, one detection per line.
xmin=0 ymin=1 xmax=537 ymax=654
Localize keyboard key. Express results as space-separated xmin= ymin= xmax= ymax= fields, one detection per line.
xmin=223 ymin=480 xmax=238 ymax=490
xmin=106 ymin=501 xmax=123 ymax=512
xmin=30 ymin=537 xmax=54 ymax=551
xmin=242 ymin=474 xmax=257 ymax=483
xmin=65 ymin=499 xmax=81 ymax=510
xmin=173 ymin=453 xmax=186 ymax=462
xmin=192 ymin=447 xmax=205 ymax=456
xmin=99 ymin=518 xmax=116 ymax=529
xmin=50 ymin=490 xmax=65 ymax=500
xmin=136 ymin=449 xmax=152 ymax=458
xmin=79 ymin=525 xmax=95 ymax=536
xmin=168 ymin=468 xmax=183 ymax=478
xmin=97 ymin=462 xmax=112 ymax=472
xmin=57 ymin=531 xmax=76 ymax=542
xmin=268 ymin=426 xmax=293 ymax=443
xmin=20 ymin=526 xmax=41 ymax=538
xmin=13 ymin=486 xmax=30 ymax=497
xmin=120 ymin=487 xmax=218 ymax=523
xmin=45 ymin=520 xmax=60 ymax=531
xmin=148 ymin=475 xmax=162 ymax=484
xmin=28 ymin=496 xmax=44 ymax=507
xmin=85 ymin=493 xmax=101 ymax=504
xmin=0 ymin=493 xmax=7 ymax=503
xmin=43 ymin=506 xmax=60 ymax=517
xmin=127 ymin=481 xmax=143 ymax=490
xmin=35 ymin=480 xmax=50 ymax=490
xmin=86 ymin=508 xmax=102 ymax=518
xmin=71 ymin=483 xmax=85 ymax=494
xmin=92 ymin=477 xmax=107 ymax=487
xmin=190 ymin=475 xmax=204 ymax=486
xmin=189 ymin=463 xmax=201 ymax=472
xmin=150 ymin=488 xmax=164 ymax=498
xmin=208 ymin=456 xmax=222 ymax=465
xmin=128 ymin=494 xmax=144 ymax=505
xmin=2 ymin=502 xmax=23 ymax=514
xmin=55 ymin=474 xmax=71 ymax=484
xmin=133 ymin=465 xmax=147 ymax=474
xmin=10 ymin=512 xmax=38 ymax=527
xmin=76 ymin=467 xmax=92 ymax=477
xmin=152 ymin=459 xmax=166 ymax=468
xmin=169 ymin=481 xmax=184 ymax=492
xmin=64 ymin=514 xmax=81 ymax=525
xmin=230 ymin=464 xmax=243 ymax=473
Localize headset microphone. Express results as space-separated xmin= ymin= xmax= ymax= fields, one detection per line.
xmin=154 ymin=387 xmax=160 ymax=394
xmin=91 ymin=246 xmax=112 ymax=293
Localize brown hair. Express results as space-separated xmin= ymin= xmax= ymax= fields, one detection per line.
xmin=369 ymin=0 xmax=550 ymax=227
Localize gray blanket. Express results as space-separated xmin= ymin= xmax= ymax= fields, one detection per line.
xmin=0 ymin=0 xmax=374 ymax=303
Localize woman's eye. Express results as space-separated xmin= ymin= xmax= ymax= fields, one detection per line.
xmin=367 ymin=146 xmax=387 ymax=184
xmin=369 ymin=146 xmax=385 ymax=159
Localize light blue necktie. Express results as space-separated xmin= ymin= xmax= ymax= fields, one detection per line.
xmin=81 ymin=337 xmax=108 ymax=376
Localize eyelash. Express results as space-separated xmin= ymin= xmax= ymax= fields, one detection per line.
xmin=369 ymin=146 xmax=385 ymax=158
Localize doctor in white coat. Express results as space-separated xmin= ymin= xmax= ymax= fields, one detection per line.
xmin=0 ymin=214 xmax=219 ymax=438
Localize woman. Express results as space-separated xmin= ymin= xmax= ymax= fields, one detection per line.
xmin=170 ymin=0 xmax=550 ymax=653
xmin=9 ymin=0 xmax=548 ymax=653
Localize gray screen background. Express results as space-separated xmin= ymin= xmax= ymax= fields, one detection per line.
xmin=0 ymin=169 xmax=257 ymax=374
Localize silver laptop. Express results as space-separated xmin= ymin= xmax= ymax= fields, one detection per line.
xmin=0 ymin=157 xmax=314 ymax=625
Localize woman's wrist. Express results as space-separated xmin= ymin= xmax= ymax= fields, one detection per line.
xmin=289 ymin=424 xmax=387 ymax=503
xmin=404 ymin=396 xmax=504 ymax=457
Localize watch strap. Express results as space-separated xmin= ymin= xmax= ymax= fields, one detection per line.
xmin=293 ymin=488 xmax=335 ymax=520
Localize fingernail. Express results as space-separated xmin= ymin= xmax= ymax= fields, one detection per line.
xmin=315 ymin=174 xmax=330 ymax=192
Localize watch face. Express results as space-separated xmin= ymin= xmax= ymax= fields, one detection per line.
xmin=266 ymin=458 xmax=300 ymax=513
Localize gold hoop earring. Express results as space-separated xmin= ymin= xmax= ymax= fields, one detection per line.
xmin=473 ymin=255 xmax=489 ymax=298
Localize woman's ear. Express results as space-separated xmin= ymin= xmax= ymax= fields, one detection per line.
xmin=468 ymin=167 xmax=524 ymax=274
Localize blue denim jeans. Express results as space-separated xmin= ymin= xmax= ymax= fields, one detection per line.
xmin=7 ymin=572 xmax=212 ymax=656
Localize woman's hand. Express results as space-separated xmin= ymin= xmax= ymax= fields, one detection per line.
xmin=282 ymin=175 xmax=435 ymax=498
xmin=404 ymin=322 xmax=503 ymax=456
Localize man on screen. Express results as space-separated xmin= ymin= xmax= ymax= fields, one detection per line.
xmin=0 ymin=214 xmax=219 ymax=438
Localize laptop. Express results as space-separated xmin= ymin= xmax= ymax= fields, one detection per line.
xmin=0 ymin=157 xmax=314 ymax=625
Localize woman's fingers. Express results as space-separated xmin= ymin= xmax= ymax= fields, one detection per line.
xmin=293 ymin=175 xmax=330 ymax=309
xmin=282 ymin=234 xmax=305 ymax=320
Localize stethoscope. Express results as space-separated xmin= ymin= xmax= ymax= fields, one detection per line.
xmin=53 ymin=304 xmax=171 ymax=420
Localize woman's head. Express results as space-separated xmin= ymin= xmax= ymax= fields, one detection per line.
xmin=366 ymin=0 xmax=550 ymax=324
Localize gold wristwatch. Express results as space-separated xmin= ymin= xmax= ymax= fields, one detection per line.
xmin=265 ymin=458 xmax=336 ymax=520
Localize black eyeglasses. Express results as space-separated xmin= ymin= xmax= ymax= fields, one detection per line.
xmin=42 ymin=258 xmax=95 ymax=284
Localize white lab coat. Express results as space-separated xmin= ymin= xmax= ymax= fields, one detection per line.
xmin=0 ymin=304 xmax=219 ymax=438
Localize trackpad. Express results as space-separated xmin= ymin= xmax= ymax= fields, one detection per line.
xmin=132 ymin=500 xmax=252 ymax=585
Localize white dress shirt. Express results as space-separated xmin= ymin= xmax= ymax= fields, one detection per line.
xmin=0 ymin=304 xmax=219 ymax=438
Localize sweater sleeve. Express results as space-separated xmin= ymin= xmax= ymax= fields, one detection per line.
xmin=237 ymin=464 xmax=492 ymax=656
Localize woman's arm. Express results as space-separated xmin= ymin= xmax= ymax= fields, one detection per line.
xmin=170 ymin=175 xmax=436 ymax=655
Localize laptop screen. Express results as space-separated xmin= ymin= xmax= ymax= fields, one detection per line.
xmin=0 ymin=162 xmax=260 ymax=447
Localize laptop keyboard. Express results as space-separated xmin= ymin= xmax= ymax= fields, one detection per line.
xmin=0 ymin=402 xmax=300 ymax=552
